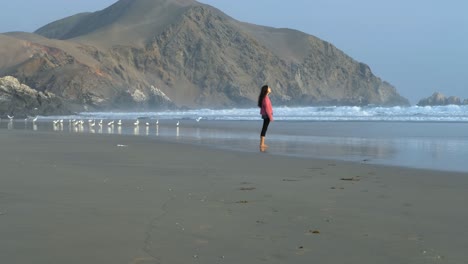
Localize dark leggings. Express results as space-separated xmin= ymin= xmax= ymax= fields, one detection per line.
xmin=260 ymin=117 xmax=270 ymax=137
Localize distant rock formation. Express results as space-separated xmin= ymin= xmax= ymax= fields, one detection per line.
xmin=113 ymin=85 xmax=175 ymax=110
xmin=0 ymin=76 xmax=71 ymax=118
xmin=417 ymin=92 xmax=467 ymax=106
xmin=0 ymin=0 xmax=410 ymax=109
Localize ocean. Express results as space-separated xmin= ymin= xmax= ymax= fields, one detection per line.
xmin=2 ymin=105 xmax=468 ymax=173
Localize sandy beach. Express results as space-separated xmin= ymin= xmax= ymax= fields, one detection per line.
xmin=0 ymin=129 xmax=467 ymax=263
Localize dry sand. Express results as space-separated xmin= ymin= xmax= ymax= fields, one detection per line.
xmin=0 ymin=130 xmax=467 ymax=264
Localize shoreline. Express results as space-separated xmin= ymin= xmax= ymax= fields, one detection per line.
xmin=1 ymin=129 xmax=467 ymax=263
xmin=2 ymin=119 xmax=468 ymax=173
xmin=2 ymin=126 xmax=466 ymax=175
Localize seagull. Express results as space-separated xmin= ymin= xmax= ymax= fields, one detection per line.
xmin=176 ymin=121 xmax=180 ymax=127
xmin=33 ymin=116 xmax=38 ymax=122
xmin=90 ymin=120 xmax=96 ymax=127
xmin=195 ymin=117 xmax=202 ymax=122
xmin=156 ymin=119 xmax=159 ymax=125
xmin=145 ymin=122 xmax=150 ymax=126
xmin=7 ymin=115 xmax=14 ymax=120
xmin=99 ymin=119 xmax=103 ymax=126
xmin=117 ymin=120 xmax=122 ymax=126
xmin=134 ymin=119 xmax=139 ymax=126
xmin=108 ymin=120 xmax=114 ymax=126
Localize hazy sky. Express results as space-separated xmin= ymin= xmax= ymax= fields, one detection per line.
xmin=1 ymin=0 xmax=467 ymax=103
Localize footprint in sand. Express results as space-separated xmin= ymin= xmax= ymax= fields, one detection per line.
xmin=296 ymin=246 xmax=311 ymax=255
xmin=340 ymin=176 xmax=361 ymax=181
xmin=239 ymin=187 xmax=256 ymax=191
xmin=282 ymin=179 xmax=300 ymax=182
xmin=330 ymin=186 xmax=345 ymax=190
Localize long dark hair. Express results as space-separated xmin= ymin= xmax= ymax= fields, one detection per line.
xmin=257 ymin=85 xmax=269 ymax=108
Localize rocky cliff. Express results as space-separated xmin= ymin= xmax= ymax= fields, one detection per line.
xmin=417 ymin=92 xmax=468 ymax=106
xmin=0 ymin=0 xmax=409 ymax=111
xmin=0 ymin=76 xmax=70 ymax=117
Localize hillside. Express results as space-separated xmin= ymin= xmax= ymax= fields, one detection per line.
xmin=0 ymin=0 xmax=409 ymax=112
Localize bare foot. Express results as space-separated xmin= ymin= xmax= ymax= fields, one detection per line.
xmin=259 ymin=144 xmax=268 ymax=152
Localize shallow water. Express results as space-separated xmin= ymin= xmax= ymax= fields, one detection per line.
xmin=2 ymin=118 xmax=467 ymax=173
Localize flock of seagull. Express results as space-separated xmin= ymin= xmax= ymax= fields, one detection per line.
xmin=1 ymin=115 xmax=38 ymax=123
xmin=1 ymin=115 xmax=205 ymax=138
xmin=2 ymin=115 xmax=203 ymax=129
xmin=50 ymin=118 xmax=166 ymax=128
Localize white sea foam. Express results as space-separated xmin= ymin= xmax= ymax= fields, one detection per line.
xmin=42 ymin=105 xmax=468 ymax=122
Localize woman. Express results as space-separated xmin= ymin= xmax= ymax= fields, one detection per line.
xmin=258 ymin=85 xmax=273 ymax=149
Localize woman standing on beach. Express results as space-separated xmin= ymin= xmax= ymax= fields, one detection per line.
xmin=258 ymin=85 xmax=273 ymax=150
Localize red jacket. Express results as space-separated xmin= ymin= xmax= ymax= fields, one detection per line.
xmin=260 ymin=96 xmax=273 ymax=121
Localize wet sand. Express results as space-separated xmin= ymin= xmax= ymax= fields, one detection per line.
xmin=3 ymin=119 xmax=468 ymax=172
xmin=0 ymin=129 xmax=467 ymax=263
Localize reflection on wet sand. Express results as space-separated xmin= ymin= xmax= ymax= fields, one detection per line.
xmin=1 ymin=120 xmax=468 ymax=172
xmin=271 ymin=136 xmax=396 ymax=161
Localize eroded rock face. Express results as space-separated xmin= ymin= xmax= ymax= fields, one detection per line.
xmin=112 ymin=86 xmax=175 ymax=110
xmin=417 ymin=92 xmax=466 ymax=106
xmin=0 ymin=76 xmax=71 ymax=118
xmin=0 ymin=0 xmax=410 ymax=110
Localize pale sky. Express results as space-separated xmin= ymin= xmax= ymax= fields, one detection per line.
xmin=1 ymin=0 xmax=467 ymax=103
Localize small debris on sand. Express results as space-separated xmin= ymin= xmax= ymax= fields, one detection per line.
xmin=340 ymin=177 xmax=360 ymax=181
